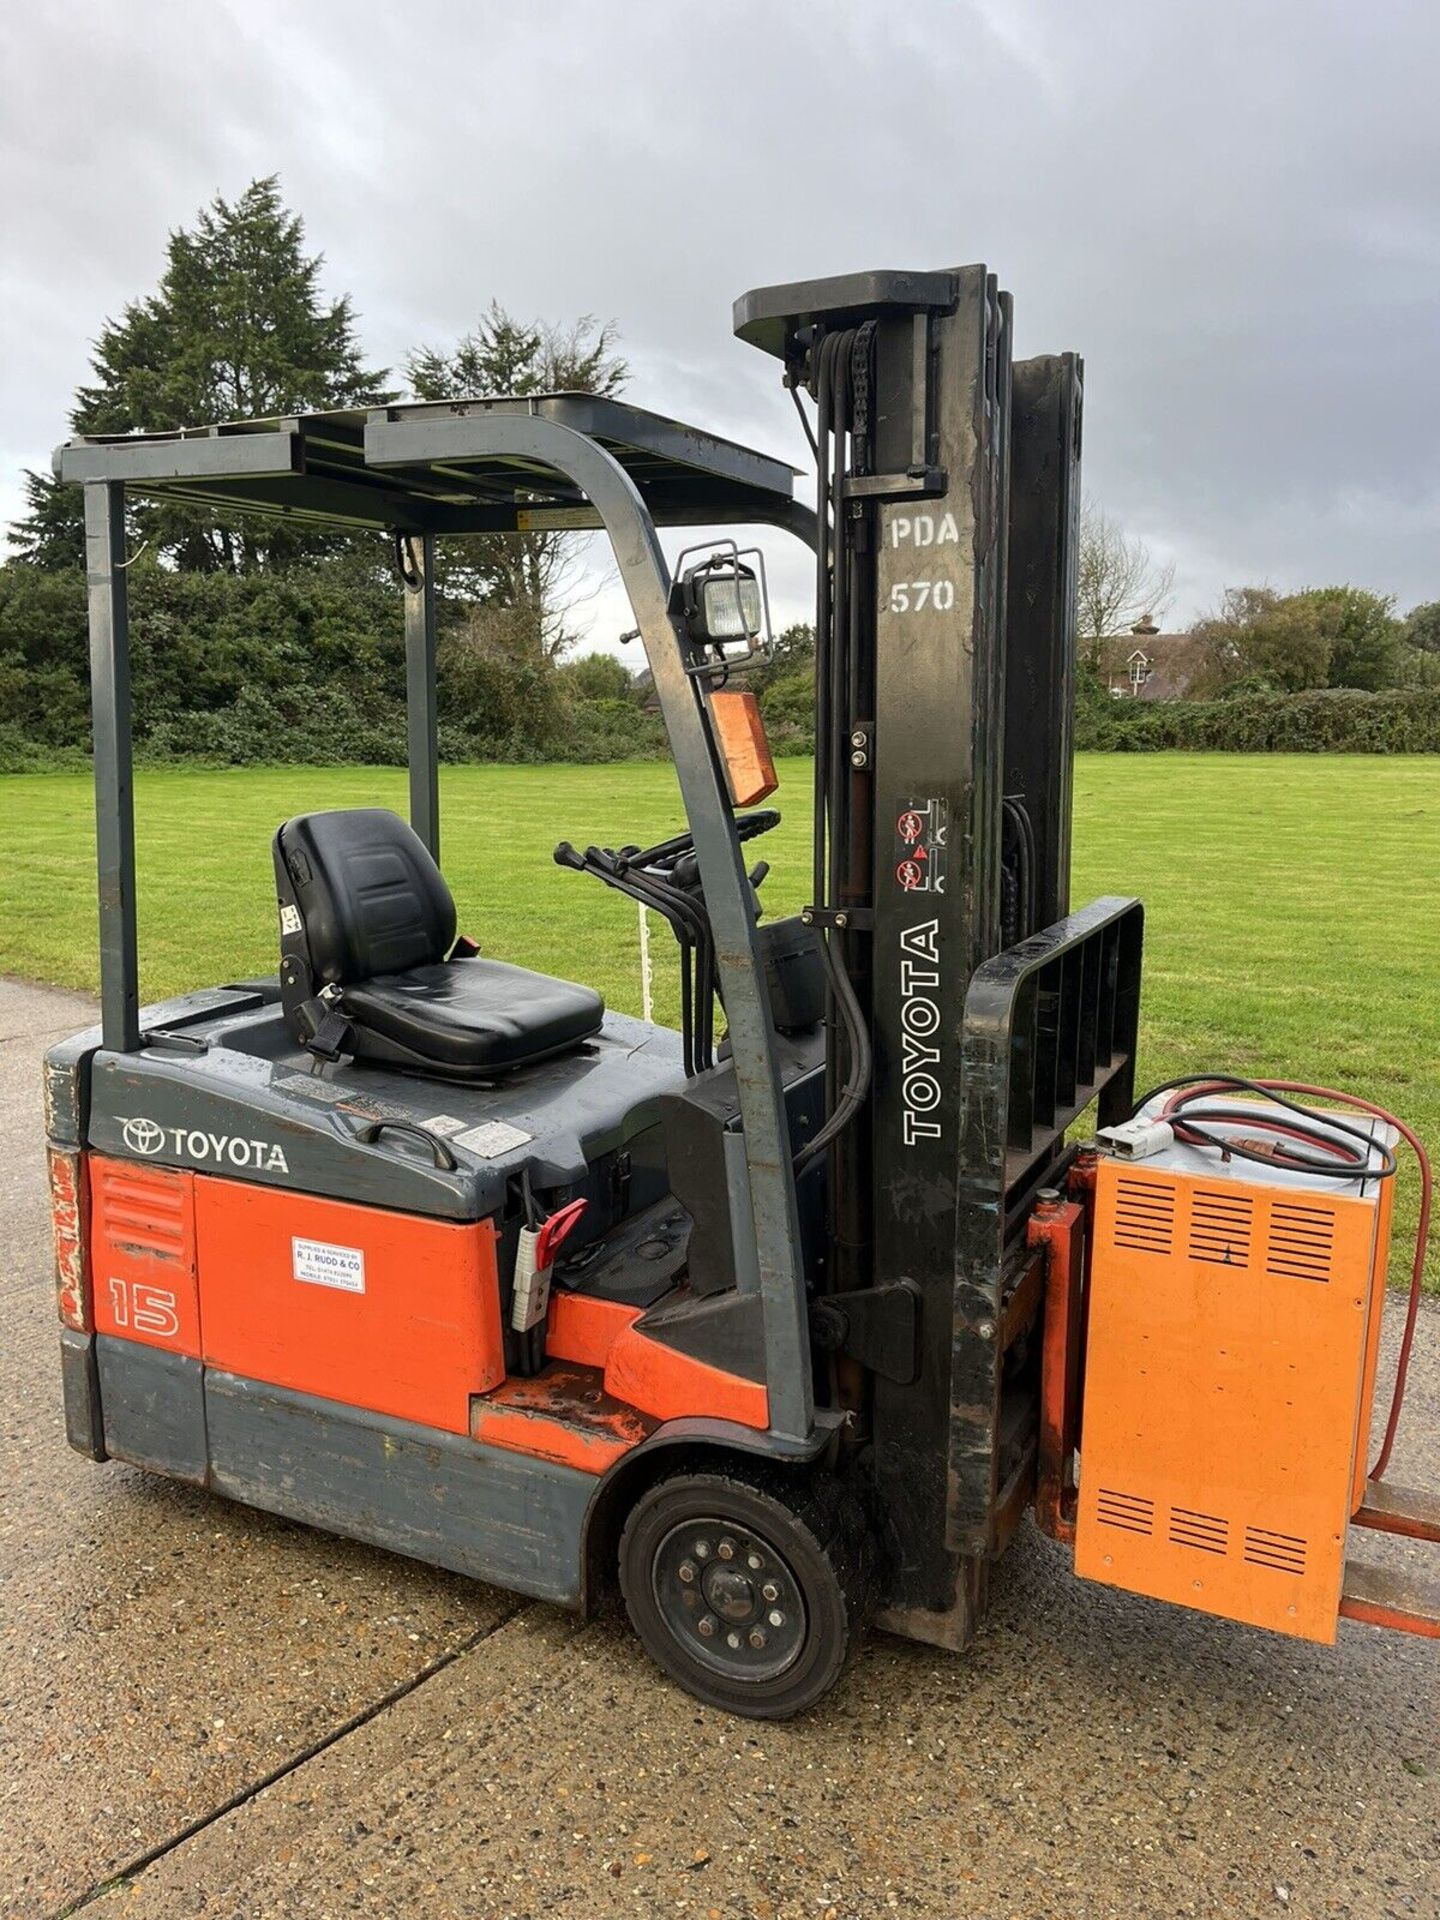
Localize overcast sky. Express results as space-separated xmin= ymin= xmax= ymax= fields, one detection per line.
xmin=3 ymin=0 xmax=1437 ymax=645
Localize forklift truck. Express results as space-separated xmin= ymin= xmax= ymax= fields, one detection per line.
xmin=45 ymin=266 xmax=1438 ymax=1717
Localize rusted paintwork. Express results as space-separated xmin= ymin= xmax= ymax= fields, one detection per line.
xmin=1028 ymin=1192 xmax=1086 ymax=1546
xmin=48 ymin=1146 xmax=90 ymax=1331
xmin=1339 ymin=1558 xmax=1440 ymax=1639
xmin=472 ymin=1363 xmax=656 ymax=1473
xmin=1352 ymin=1481 xmax=1440 ymax=1543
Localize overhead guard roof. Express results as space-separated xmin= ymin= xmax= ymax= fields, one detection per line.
xmin=54 ymin=392 xmax=798 ymax=535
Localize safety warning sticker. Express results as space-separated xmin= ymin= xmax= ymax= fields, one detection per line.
xmin=893 ymin=797 xmax=948 ymax=894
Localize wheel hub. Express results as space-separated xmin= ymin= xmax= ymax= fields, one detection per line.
xmin=653 ymin=1518 xmax=807 ymax=1681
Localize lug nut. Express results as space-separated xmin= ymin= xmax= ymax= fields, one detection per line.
xmin=748 ymin=1628 xmax=767 ymax=1649
xmin=677 ymin=1560 xmax=696 ymax=1584
xmin=746 ymin=1553 xmax=763 ymax=1572
xmin=761 ymin=1581 xmax=780 ymax=1603
xmin=697 ymin=1615 xmax=717 ymax=1638
xmin=693 ymin=1540 xmax=710 ymax=1559
xmin=717 ymin=1538 xmax=735 ymax=1562
xmin=727 ymin=1631 xmax=741 ymax=1649
xmin=768 ymin=1609 xmax=785 ymax=1628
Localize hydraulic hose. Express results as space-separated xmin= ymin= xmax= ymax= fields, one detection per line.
xmin=798 ymin=327 xmax=873 ymax=1175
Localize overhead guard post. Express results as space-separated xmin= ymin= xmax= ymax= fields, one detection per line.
xmin=83 ymin=480 xmax=141 ymax=1054
xmin=401 ymin=531 xmax=440 ymax=861
xmin=366 ymin=410 xmax=814 ymax=1443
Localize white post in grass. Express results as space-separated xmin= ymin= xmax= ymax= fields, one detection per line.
xmin=637 ymin=901 xmax=654 ymax=1024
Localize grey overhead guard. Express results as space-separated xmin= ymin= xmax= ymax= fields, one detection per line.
xmin=273 ymin=807 xmax=603 ymax=1078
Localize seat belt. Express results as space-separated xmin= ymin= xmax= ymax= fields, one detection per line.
xmin=275 ymin=854 xmax=353 ymax=1065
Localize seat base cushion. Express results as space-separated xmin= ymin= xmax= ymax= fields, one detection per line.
xmin=342 ymin=956 xmax=604 ymax=1078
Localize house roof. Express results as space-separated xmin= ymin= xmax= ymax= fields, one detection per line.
xmin=1096 ymin=631 xmax=1207 ymax=700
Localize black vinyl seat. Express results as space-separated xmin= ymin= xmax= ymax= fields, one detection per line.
xmin=273 ymin=808 xmax=604 ymax=1079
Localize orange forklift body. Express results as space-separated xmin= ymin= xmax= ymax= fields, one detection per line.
xmin=89 ymin=1154 xmax=506 ymax=1437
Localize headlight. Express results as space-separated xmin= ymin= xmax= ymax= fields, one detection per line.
xmin=700 ymin=569 xmax=763 ymax=641
xmin=674 ymin=542 xmax=773 ymax=666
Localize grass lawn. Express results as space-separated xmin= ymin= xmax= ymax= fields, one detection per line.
xmin=3 ymin=753 xmax=1436 ymax=1281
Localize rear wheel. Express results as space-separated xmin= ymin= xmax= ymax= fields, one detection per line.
xmin=618 ymin=1467 xmax=870 ymax=1718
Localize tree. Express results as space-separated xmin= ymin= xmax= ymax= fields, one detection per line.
xmin=748 ymin=621 xmax=815 ymax=693
xmin=1075 ymin=501 xmax=1176 ymax=663
xmin=405 ymin=303 xmax=626 ymax=656
xmin=1403 ymin=601 xmax=1440 ymax=653
xmin=1396 ymin=602 xmax=1440 ymax=686
xmin=8 ymin=470 xmax=88 ymax=569
xmin=9 ymin=177 xmax=391 ymax=570
xmin=1299 ymin=586 xmax=1400 ymax=691
xmin=1190 ymin=586 xmax=1333 ymax=695
xmin=1190 ymin=584 xmax=1405 ymax=697
xmin=558 ymin=651 xmax=634 ymax=702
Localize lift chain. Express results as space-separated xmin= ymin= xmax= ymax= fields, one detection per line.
xmin=849 ymin=321 xmax=878 ymax=473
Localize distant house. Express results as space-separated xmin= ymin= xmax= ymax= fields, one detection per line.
xmin=1096 ymin=620 xmax=1206 ymax=700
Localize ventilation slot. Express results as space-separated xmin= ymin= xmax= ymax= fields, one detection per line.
xmin=1244 ymin=1526 xmax=1307 ymax=1576
xmin=1169 ymin=1506 xmax=1229 ymax=1555
xmin=1266 ymin=1203 xmax=1335 ymax=1283
xmin=1112 ymin=1179 xmax=1176 ymax=1256
xmin=1187 ymin=1189 xmax=1253 ymax=1267
xmin=93 ymin=1165 xmax=188 ymax=1255
xmin=1095 ymin=1489 xmax=1155 ymax=1536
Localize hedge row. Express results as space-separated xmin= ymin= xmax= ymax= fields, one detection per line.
xmin=5 ymin=563 xmax=1437 ymax=769
xmin=0 ymin=563 xmax=670 ymax=770
xmin=1076 ymin=685 xmax=1440 ymax=753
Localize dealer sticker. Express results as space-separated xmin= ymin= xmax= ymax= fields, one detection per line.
xmin=292 ymin=1236 xmax=365 ymax=1293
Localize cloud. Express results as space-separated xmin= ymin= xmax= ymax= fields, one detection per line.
xmin=4 ymin=0 xmax=1437 ymax=625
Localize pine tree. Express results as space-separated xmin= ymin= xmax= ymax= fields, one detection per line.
xmin=9 ymin=177 xmax=391 ymax=570
xmin=406 ymin=303 xmax=626 ymax=655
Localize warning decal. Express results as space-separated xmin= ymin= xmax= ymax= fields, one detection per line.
xmin=893 ymin=798 xmax=948 ymax=894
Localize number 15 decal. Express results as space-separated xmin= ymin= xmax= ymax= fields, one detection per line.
xmin=889 ymin=579 xmax=956 ymax=613
xmin=107 ymin=1277 xmax=180 ymax=1339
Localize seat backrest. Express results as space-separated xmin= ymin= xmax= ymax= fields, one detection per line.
xmin=274 ymin=809 xmax=456 ymax=987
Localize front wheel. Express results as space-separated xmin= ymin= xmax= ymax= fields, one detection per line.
xmin=618 ymin=1467 xmax=871 ymax=1718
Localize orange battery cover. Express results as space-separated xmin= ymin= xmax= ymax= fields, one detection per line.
xmin=194 ymin=1177 xmax=504 ymax=1435
xmin=1076 ymin=1132 xmax=1393 ymax=1644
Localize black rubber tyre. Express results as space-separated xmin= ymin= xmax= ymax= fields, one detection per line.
xmin=618 ymin=1466 xmax=871 ymax=1719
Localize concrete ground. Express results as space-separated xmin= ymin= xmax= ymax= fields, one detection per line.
xmin=1 ymin=975 xmax=1436 ymax=1920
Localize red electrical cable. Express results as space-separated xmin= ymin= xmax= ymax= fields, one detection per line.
xmin=1158 ymin=1078 xmax=1431 ymax=1481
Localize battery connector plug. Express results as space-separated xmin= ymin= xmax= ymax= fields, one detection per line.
xmin=1095 ymin=1117 xmax=1176 ymax=1161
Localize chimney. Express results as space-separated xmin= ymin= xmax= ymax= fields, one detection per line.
xmin=1131 ymin=612 xmax=1159 ymax=636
